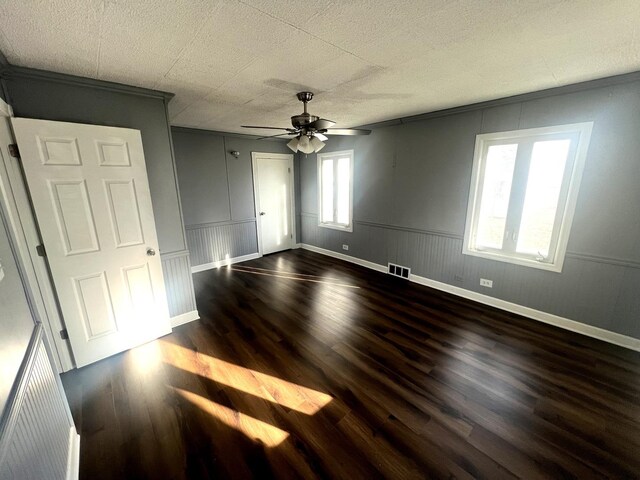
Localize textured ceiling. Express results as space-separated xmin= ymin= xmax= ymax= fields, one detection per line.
xmin=1 ymin=1 xmax=639 ymax=135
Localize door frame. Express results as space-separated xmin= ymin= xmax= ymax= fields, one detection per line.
xmin=251 ymin=152 xmax=296 ymax=255
xmin=0 ymin=98 xmax=75 ymax=372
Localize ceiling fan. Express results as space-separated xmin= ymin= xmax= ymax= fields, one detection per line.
xmin=242 ymin=92 xmax=371 ymax=153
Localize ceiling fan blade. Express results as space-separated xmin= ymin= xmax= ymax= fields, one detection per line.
xmin=241 ymin=125 xmax=293 ymax=131
xmin=314 ymin=132 xmax=328 ymax=141
xmin=307 ymin=118 xmax=335 ymax=130
xmin=256 ymin=132 xmax=298 ymax=140
xmin=323 ymin=128 xmax=372 ymax=136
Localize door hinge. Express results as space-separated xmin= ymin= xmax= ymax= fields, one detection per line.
xmin=288 ymin=167 xmax=291 ymax=173
xmin=35 ymin=244 xmax=46 ymax=257
xmin=290 ymin=233 xmax=293 ymax=239
xmin=59 ymin=329 xmax=69 ymax=340
xmin=8 ymin=144 xmax=19 ymax=158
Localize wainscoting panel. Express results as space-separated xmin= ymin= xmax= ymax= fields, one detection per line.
xmin=300 ymin=214 xmax=318 ymax=247
xmin=301 ymin=214 xmax=387 ymax=267
xmin=398 ymin=231 xmax=465 ymax=286
xmin=161 ymin=250 xmax=197 ymax=318
xmin=0 ymin=326 xmax=78 ymax=480
xmin=185 ymin=219 xmax=258 ymax=267
xmin=300 ymin=212 xmax=640 ymax=340
xmin=349 ymin=222 xmax=391 ymax=267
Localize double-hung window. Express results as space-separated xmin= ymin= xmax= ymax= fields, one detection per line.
xmin=318 ymin=150 xmax=354 ymax=232
xmin=463 ymin=122 xmax=593 ymax=272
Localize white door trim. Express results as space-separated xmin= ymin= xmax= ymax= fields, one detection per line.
xmin=251 ymin=152 xmax=295 ymax=255
xmin=0 ymin=98 xmax=74 ymax=372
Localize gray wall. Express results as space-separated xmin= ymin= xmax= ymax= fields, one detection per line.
xmin=0 ymin=206 xmax=35 ymax=419
xmin=299 ymin=78 xmax=640 ymax=340
xmin=0 ymin=136 xmax=74 ymax=480
xmin=2 ymin=70 xmax=184 ymax=253
xmin=0 ymin=67 xmax=196 ymax=318
xmin=172 ymin=127 xmax=292 ymax=267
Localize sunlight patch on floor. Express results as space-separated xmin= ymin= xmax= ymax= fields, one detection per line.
xmin=228 ymin=264 xmax=351 ymax=282
xmin=172 ymin=387 xmax=290 ymax=447
xmin=129 ymin=340 xmax=163 ymax=375
xmin=230 ymin=265 xmax=360 ymax=288
xmin=162 ymin=342 xmax=333 ymax=415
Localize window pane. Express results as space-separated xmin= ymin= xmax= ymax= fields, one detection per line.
xmin=475 ymin=144 xmax=518 ymax=249
xmin=516 ymin=139 xmax=571 ymax=257
xmin=321 ymin=159 xmax=334 ymax=223
xmin=336 ymin=157 xmax=350 ymax=225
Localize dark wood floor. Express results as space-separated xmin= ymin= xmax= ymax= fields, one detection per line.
xmin=62 ymin=249 xmax=640 ymax=479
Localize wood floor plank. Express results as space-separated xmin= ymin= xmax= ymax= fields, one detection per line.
xmin=61 ymin=249 xmax=640 ymax=479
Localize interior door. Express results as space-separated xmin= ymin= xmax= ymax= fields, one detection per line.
xmin=252 ymin=153 xmax=294 ymax=255
xmin=12 ymin=118 xmax=171 ymax=367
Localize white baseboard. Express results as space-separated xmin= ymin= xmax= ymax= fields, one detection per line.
xmin=66 ymin=426 xmax=80 ymax=480
xmin=300 ymin=243 xmax=387 ymax=273
xmin=191 ymin=252 xmax=261 ymax=273
xmin=299 ymin=244 xmax=640 ymax=352
xmin=408 ymin=274 xmax=640 ymax=351
xmin=170 ymin=310 xmax=200 ymax=328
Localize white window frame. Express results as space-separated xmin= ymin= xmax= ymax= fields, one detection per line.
xmin=463 ymin=122 xmax=593 ymax=273
xmin=317 ymin=149 xmax=354 ymax=232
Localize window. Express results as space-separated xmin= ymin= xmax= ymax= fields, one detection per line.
xmin=463 ymin=122 xmax=593 ymax=272
xmin=318 ymin=150 xmax=354 ymax=232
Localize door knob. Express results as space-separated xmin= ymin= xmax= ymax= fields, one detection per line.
xmin=259 ymin=212 xmax=266 ymax=216
xmin=146 ymin=247 xmax=156 ymax=256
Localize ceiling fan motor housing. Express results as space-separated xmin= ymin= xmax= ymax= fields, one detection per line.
xmin=241 ymin=90 xmax=371 ymax=141
xmin=291 ymin=113 xmax=319 ymax=129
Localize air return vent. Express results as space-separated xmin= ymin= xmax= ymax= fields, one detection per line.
xmin=388 ymin=263 xmax=410 ymax=279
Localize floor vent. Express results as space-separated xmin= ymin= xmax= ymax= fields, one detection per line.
xmin=388 ymin=263 xmax=411 ymax=279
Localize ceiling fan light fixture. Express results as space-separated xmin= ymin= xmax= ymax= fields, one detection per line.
xmin=287 ymin=137 xmax=299 ymax=152
xmin=297 ymin=135 xmax=314 ymax=154
xmin=310 ymin=136 xmax=325 ymax=152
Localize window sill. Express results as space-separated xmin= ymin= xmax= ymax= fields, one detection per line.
xmin=318 ymin=222 xmax=353 ymax=233
xmin=462 ymin=248 xmax=564 ymax=273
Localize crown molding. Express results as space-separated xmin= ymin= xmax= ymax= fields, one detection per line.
xmin=2 ymin=65 xmax=173 ymax=100
xmin=358 ymin=70 xmax=640 ymax=130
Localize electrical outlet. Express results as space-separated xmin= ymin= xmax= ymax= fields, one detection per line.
xmin=480 ymin=278 xmax=493 ymax=288
xmin=342 ymin=244 xmax=349 ymax=251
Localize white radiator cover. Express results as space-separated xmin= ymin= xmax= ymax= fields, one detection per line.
xmin=0 ymin=327 xmax=79 ymax=480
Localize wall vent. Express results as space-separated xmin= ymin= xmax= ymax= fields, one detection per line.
xmin=388 ymin=263 xmax=410 ymax=279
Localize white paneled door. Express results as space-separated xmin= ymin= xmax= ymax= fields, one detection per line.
xmin=252 ymin=153 xmax=295 ymax=255
xmin=12 ymin=118 xmax=171 ymax=367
